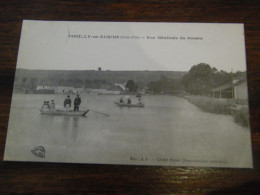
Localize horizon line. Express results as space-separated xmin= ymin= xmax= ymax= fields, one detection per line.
xmin=16 ymin=68 xmax=247 ymax=72
xmin=16 ymin=68 xmax=189 ymax=72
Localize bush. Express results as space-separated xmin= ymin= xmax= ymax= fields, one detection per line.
xmin=186 ymin=95 xmax=231 ymax=114
xmin=233 ymin=108 xmax=250 ymax=127
xmin=184 ymin=95 xmax=250 ymax=127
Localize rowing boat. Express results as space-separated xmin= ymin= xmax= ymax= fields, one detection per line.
xmin=114 ymin=101 xmax=145 ymax=108
xmin=40 ymin=109 xmax=89 ymax=116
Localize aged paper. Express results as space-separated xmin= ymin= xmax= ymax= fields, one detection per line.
xmin=4 ymin=20 xmax=252 ymax=168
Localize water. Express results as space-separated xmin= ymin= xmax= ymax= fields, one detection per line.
xmin=4 ymin=93 xmax=252 ymax=167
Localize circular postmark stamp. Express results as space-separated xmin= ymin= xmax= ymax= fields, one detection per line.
xmin=31 ymin=146 xmax=45 ymax=158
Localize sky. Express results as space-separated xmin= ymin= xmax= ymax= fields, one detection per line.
xmin=16 ymin=20 xmax=247 ymax=72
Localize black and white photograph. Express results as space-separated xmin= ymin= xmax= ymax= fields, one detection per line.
xmin=4 ymin=20 xmax=252 ymax=168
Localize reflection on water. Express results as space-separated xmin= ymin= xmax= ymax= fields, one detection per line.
xmin=62 ymin=116 xmax=70 ymax=131
xmin=4 ymin=93 xmax=252 ymax=167
xmin=72 ymin=117 xmax=79 ymax=141
xmin=73 ymin=117 xmax=79 ymax=128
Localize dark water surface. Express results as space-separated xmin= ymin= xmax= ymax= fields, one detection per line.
xmin=4 ymin=93 xmax=252 ymax=167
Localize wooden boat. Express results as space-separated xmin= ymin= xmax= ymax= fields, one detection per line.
xmin=40 ymin=109 xmax=89 ymax=116
xmin=114 ymin=101 xmax=145 ymax=108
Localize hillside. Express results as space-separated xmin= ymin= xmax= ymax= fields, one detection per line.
xmin=13 ymin=69 xmax=187 ymax=90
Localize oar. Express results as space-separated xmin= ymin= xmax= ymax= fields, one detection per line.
xmin=89 ymin=110 xmax=110 ymax=117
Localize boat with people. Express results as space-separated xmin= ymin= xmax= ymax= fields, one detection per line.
xmin=115 ymin=96 xmax=145 ymax=108
xmin=114 ymin=101 xmax=145 ymax=108
xmin=40 ymin=109 xmax=89 ymax=116
xmin=40 ymin=95 xmax=88 ymax=116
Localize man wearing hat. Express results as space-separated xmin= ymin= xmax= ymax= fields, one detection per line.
xmin=74 ymin=94 xmax=81 ymax=111
xmin=64 ymin=95 xmax=72 ymax=111
xmin=50 ymin=100 xmax=55 ymax=110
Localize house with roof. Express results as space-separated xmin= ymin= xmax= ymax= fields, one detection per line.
xmin=56 ymin=86 xmax=75 ymax=94
xmin=36 ymin=85 xmax=80 ymax=94
xmin=114 ymin=83 xmax=126 ymax=91
xmin=210 ymin=78 xmax=248 ymax=100
xmin=36 ymin=85 xmax=56 ymax=93
xmin=233 ymin=79 xmax=248 ymax=100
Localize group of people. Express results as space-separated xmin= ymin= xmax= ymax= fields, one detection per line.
xmin=42 ymin=100 xmax=55 ymax=110
xmin=41 ymin=94 xmax=81 ymax=112
xmin=42 ymin=94 xmax=143 ymax=112
xmin=119 ymin=97 xmax=142 ymax=104
xmin=64 ymin=94 xmax=81 ymax=111
xmin=120 ymin=97 xmax=131 ymax=104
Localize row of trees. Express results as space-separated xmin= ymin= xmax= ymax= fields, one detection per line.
xmin=16 ymin=75 xmax=141 ymax=92
xmin=182 ymin=63 xmax=245 ymax=95
xmin=15 ymin=63 xmax=245 ymax=95
xmin=15 ymin=77 xmax=113 ymax=90
xmin=182 ymin=63 xmax=231 ymax=95
xmin=147 ymin=75 xmax=183 ymax=94
xmin=125 ymin=80 xmax=138 ymax=92
xmin=147 ymin=63 xmax=245 ymax=95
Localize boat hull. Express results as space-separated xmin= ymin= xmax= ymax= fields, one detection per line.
xmin=114 ymin=101 xmax=145 ymax=108
xmin=40 ymin=109 xmax=89 ymax=116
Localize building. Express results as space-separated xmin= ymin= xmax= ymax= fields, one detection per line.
xmin=56 ymin=86 xmax=75 ymax=94
xmin=210 ymin=78 xmax=248 ymax=100
xmin=114 ymin=83 xmax=126 ymax=91
xmin=36 ymin=85 xmax=56 ymax=91
xmin=233 ymin=80 xmax=248 ymax=100
xmin=210 ymin=83 xmax=233 ymax=99
xmin=98 ymin=89 xmax=121 ymax=95
xmin=36 ymin=85 xmax=56 ymax=93
xmin=36 ymin=85 xmax=81 ymax=94
xmin=74 ymin=86 xmax=85 ymax=94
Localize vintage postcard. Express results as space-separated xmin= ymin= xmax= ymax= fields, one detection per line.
xmin=4 ymin=20 xmax=253 ymax=168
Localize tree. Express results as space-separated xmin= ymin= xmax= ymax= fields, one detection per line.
xmin=148 ymin=81 xmax=161 ymax=93
xmin=30 ymin=78 xmax=38 ymax=89
xmin=58 ymin=79 xmax=65 ymax=86
xmin=126 ymin=80 xmax=138 ymax=92
xmin=22 ymin=77 xmax=27 ymax=84
xmin=182 ymin=63 xmax=232 ymax=95
xmin=147 ymin=75 xmax=183 ymax=94
xmin=73 ymin=78 xmax=83 ymax=88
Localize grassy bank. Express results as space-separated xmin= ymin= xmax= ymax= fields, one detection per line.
xmin=184 ymin=95 xmax=249 ymax=127
xmin=233 ymin=107 xmax=250 ymax=127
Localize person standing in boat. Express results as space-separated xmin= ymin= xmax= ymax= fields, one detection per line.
xmin=64 ymin=95 xmax=72 ymax=111
xmin=50 ymin=100 xmax=55 ymax=110
xmin=74 ymin=94 xmax=81 ymax=111
xmin=127 ymin=97 xmax=131 ymax=104
xmin=138 ymin=97 xmax=143 ymax=104
xmin=119 ymin=97 xmax=124 ymax=103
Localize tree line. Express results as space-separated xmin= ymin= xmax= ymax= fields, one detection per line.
xmin=147 ymin=63 xmax=245 ymax=95
xmin=182 ymin=63 xmax=245 ymax=95
xmin=14 ymin=63 xmax=246 ymax=95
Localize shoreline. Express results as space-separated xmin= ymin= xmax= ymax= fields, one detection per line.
xmin=183 ymin=95 xmax=249 ymax=127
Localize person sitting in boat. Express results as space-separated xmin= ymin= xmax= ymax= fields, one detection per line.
xmin=41 ymin=101 xmax=48 ymax=110
xmin=41 ymin=101 xmax=45 ymax=109
xmin=138 ymin=97 xmax=143 ymax=104
xmin=46 ymin=101 xmax=51 ymax=109
xmin=127 ymin=97 xmax=131 ymax=104
xmin=50 ymin=100 xmax=55 ymax=110
xmin=64 ymin=95 xmax=72 ymax=111
xmin=119 ymin=97 xmax=124 ymax=103
xmin=74 ymin=94 xmax=81 ymax=111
